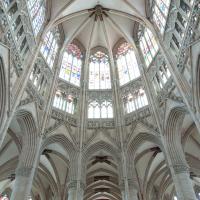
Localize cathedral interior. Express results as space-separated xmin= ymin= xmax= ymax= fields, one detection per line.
xmin=0 ymin=0 xmax=200 ymax=200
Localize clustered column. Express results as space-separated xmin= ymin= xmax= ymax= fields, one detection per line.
xmin=10 ymin=135 xmax=43 ymax=200
xmin=163 ymin=136 xmax=196 ymax=200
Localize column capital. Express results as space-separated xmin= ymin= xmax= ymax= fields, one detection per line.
xmin=119 ymin=179 xmax=125 ymax=191
xmin=172 ymin=164 xmax=190 ymax=174
xmin=67 ymin=180 xmax=86 ymax=191
xmin=15 ymin=166 xmax=33 ymax=177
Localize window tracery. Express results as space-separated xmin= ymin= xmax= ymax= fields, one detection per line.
xmin=53 ymin=90 xmax=77 ymax=114
xmin=139 ymin=28 xmax=159 ymax=67
xmin=40 ymin=30 xmax=59 ymax=68
xmin=3 ymin=0 xmax=29 ymax=57
xmin=29 ymin=63 xmax=48 ymax=96
xmin=123 ymin=88 xmax=148 ymax=114
xmin=116 ymin=42 xmax=140 ymax=86
xmin=152 ymin=64 xmax=171 ymax=93
xmin=59 ymin=43 xmax=82 ymax=86
xmin=152 ymin=0 xmax=171 ymax=34
xmin=27 ymin=0 xmax=45 ymax=36
xmin=88 ymin=100 xmax=113 ymax=119
xmin=89 ymin=50 xmax=111 ymax=90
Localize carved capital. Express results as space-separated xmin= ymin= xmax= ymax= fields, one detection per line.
xmin=173 ymin=164 xmax=190 ymax=174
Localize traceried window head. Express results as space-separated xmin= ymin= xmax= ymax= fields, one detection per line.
xmin=139 ymin=28 xmax=159 ymax=67
xmin=40 ymin=30 xmax=59 ymax=68
xmin=59 ymin=43 xmax=82 ymax=86
xmin=27 ymin=0 xmax=45 ymax=36
xmin=89 ymin=51 xmax=111 ymax=90
xmin=116 ymin=42 xmax=140 ymax=86
xmin=88 ymin=100 xmax=113 ymax=119
xmin=152 ymin=0 xmax=171 ymax=34
xmin=153 ymin=64 xmax=171 ymax=93
xmin=53 ymin=90 xmax=77 ymax=114
xmin=123 ymin=88 xmax=148 ymax=114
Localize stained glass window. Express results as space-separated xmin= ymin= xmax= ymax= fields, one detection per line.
xmin=59 ymin=44 xmax=82 ymax=86
xmin=88 ymin=100 xmax=113 ymax=118
xmin=123 ymin=88 xmax=148 ymax=114
xmin=40 ymin=30 xmax=59 ymax=68
xmin=152 ymin=0 xmax=170 ymax=34
xmin=27 ymin=0 xmax=45 ymax=36
xmin=89 ymin=51 xmax=111 ymax=90
xmin=139 ymin=28 xmax=159 ymax=67
xmin=53 ymin=90 xmax=77 ymax=114
xmin=116 ymin=42 xmax=140 ymax=85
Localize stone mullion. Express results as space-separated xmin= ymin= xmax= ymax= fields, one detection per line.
xmin=67 ymin=19 xmax=95 ymax=200
xmin=0 ymin=40 xmax=42 ymax=146
xmin=9 ymin=38 xmax=63 ymax=200
xmin=0 ymin=0 xmax=80 ymax=147
xmin=134 ymin=41 xmax=196 ymax=200
xmin=102 ymin=18 xmax=134 ymax=200
xmin=150 ymin=0 xmax=200 ymax=131
xmin=106 ymin=10 xmax=196 ymax=200
xmin=156 ymin=32 xmax=200 ymax=132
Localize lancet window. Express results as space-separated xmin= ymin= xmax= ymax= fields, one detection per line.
xmin=40 ymin=30 xmax=59 ymax=68
xmin=139 ymin=28 xmax=159 ymax=67
xmin=152 ymin=0 xmax=171 ymax=34
xmin=170 ymin=0 xmax=195 ymax=56
xmin=89 ymin=51 xmax=111 ymax=90
xmin=123 ymin=88 xmax=148 ymax=114
xmin=152 ymin=64 xmax=171 ymax=93
xmin=53 ymin=90 xmax=77 ymax=114
xmin=27 ymin=0 xmax=46 ymax=36
xmin=59 ymin=43 xmax=82 ymax=86
xmin=116 ymin=42 xmax=140 ymax=86
xmin=29 ymin=64 xmax=48 ymax=96
xmin=88 ymin=100 xmax=113 ymax=119
xmin=3 ymin=0 xmax=29 ymax=57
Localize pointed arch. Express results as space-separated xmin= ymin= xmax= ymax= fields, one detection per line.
xmin=127 ymin=132 xmax=164 ymax=163
xmin=0 ymin=46 xmax=9 ymax=134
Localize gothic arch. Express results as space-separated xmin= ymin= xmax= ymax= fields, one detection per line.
xmin=82 ymin=141 xmax=122 ymax=179
xmin=193 ymin=55 xmax=200 ymax=112
xmin=41 ymin=134 xmax=76 ymax=161
xmin=127 ymin=132 xmax=164 ymax=162
xmin=83 ymin=141 xmax=120 ymax=163
xmin=164 ymin=106 xmax=187 ymax=168
xmin=0 ymin=55 xmax=8 ymax=132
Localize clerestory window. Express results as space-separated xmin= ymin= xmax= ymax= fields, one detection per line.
xmin=123 ymin=88 xmax=148 ymax=114
xmin=40 ymin=30 xmax=59 ymax=68
xmin=59 ymin=43 xmax=82 ymax=86
xmin=89 ymin=51 xmax=111 ymax=90
xmin=139 ymin=28 xmax=159 ymax=67
xmin=53 ymin=90 xmax=77 ymax=114
xmin=88 ymin=100 xmax=113 ymax=119
xmin=152 ymin=0 xmax=171 ymax=34
xmin=27 ymin=0 xmax=45 ymax=36
xmin=116 ymin=42 xmax=140 ymax=86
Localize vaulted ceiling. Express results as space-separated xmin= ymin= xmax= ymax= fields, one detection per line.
xmin=47 ymin=0 xmax=151 ymax=49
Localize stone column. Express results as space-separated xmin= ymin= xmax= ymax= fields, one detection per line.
xmin=120 ymin=181 xmax=127 ymax=200
xmin=67 ymin=181 xmax=84 ymax=200
xmin=163 ymin=137 xmax=196 ymax=200
xmin=10 ymin=136 xmax=42 ymax=200
xmin=128 ymin=179 xmax=138 ymax=200
xmin=169 ymin=164 xmax=196 ymax=200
